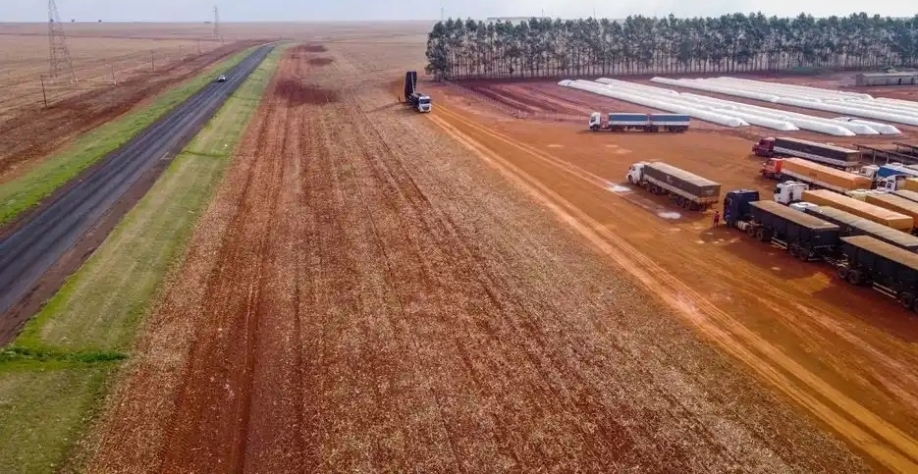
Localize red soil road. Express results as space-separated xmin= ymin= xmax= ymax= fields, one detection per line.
xmin=0 ymin=40 xmax=262 ymax=182
xmin=86 ymin=48 xmax=870 ymax=472
xmin=425 ymin=83 xmax=918 ymax=472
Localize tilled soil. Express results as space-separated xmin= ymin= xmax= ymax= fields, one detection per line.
xmin=84 ymin=46 xmax=872 ymax=473
xmin=0 ymin=40 xmax=262 ymax=181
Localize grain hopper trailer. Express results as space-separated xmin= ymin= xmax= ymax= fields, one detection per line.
xmin=752 ymin=136 xmax=861 ymax=171
xmin=760 ymin=158 xmax=872 ymax=194
xmin=864 ymin=193 xmax=918 ymax=235
xmin=837 ymin=235 xmax=918 ymax=311
xmin=801 ymin=189 xmax=913 ymax=232
xmin=723 ymin=190 xmax=840 ymax=261
xmin=626 ymin=161 xmax=720 ymax=211
xmin=403 ymin=71 xmax=431 ymax=113
xmin=803 ymin=205 xmax=918 ymax=252
xmin=589 ymin=112 xmax=689 ymax=132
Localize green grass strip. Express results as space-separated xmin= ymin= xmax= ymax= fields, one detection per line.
xmin=0 ymin=43 xmax=288 ymax=474
xmin=14 ymin=45 xmax=285 ymax=353
xmin=0 ymin=46 xmax=255 ymax=226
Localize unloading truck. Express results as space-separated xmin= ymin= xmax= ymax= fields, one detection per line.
xmin=723 ymin=190 xmax=840 ymax=261
xmin=802 ymin=189 xmax=914 ymax=231
xmin=836 ymin=235 xmax=918 ymax=311
xmin=803 ymin=205 xmax=918 ymax=251
xmin=752 ymin=136 xmax=861 ymax=170
xmin=589 ymin=112 xmax=690 ymax=132
xmin=626 ymin=161 xmax=720 ymax=210
xmin=760 ymin=158 xmax=872 ymax=193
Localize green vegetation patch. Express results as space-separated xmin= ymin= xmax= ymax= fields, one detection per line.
xmin=0 ymin=366 xmax=110 ymax=474
xmin=0 ymin=47 xmax=255 ymax=227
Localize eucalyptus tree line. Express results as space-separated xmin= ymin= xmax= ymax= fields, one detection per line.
xmin=425 ymin=13 xmax=918 ymax=80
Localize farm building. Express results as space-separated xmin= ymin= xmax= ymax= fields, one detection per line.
xmin=855 ymin=72 xmax=918 ymax=86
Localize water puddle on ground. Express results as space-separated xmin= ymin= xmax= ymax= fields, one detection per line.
xmin=658 ymin=211 xmax=682 ymax=219
xmin=607 ymin=184 xmax=631 ymax=193
xmin=548 ymin=144 xmax=563 ymax=148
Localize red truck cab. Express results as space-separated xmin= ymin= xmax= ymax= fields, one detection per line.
xmin=761 ymin=157 xmax=784 ymax=179
xmin=752 ymin=137 xmax=776 ymax=157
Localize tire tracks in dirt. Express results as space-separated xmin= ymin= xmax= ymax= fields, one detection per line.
xmin=430 ymin=103 xmax=918 ymax=472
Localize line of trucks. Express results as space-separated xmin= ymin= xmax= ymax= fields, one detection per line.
xmin=624 ymin=159 xmax=918 ymax=312
xmin=589 ymin=112 xmax=690 ymax=133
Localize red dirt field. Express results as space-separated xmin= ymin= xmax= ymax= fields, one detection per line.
xmin=456 ymin=79 xmax=918 ymax=145
xmin=0 ymin=40 xmax=262 ymax=181
xmin=83 ymin=46 xmax=872 ymax=473
xmin=424 ymin=80 xmax=918 ymax=472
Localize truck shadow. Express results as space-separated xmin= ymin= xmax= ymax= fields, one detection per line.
xmin=700 ymin=227 xmax=823 ymax=280
xmin=614 ymin=189 xmax=710 ymax=224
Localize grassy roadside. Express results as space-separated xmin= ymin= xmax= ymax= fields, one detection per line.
xmin=0 ymin=44 xmax=287 ymax=474
xmin=0 ymin=46 xmax=256 ymax=227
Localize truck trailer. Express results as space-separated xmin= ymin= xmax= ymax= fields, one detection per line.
xmin=837 ymin=235 xmax=918 ymax=310
xmin=760 ymin=158 xmax=872 ymax=193
xmin=589 ymin=112 xmax=689 ymax=132
xmin=803 ymin=205 xmax=918 ymax=252
xmin=802 ymin=189 xmax=914 ymax=232
xmin=893 ymin=189 xmax=918 ymax=204
xmin=723 ymin=190 xmax=840 ymax=261
xmin=864 ymin=193 xmax=918 ymax=234
xmin=752 ymin=136 xmax=861 ymax=170
xmin=626 ymin=162 xmax=720 ymax=210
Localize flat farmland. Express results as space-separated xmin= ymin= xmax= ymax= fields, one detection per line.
xmin=80 ymin=36 xmax=883 ymax=473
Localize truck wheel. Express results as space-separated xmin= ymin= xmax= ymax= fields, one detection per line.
xmin=627 ymin=176 xmax=633 ymax=184
xmin=836 ymin=266 xmax=849 ymax=280
xmin=847 ymin=270 xmax=863 ymax=285
xmin=900 ymin=292 xmax=915 ymax=310
xmin=746 ymin=225 xmax=757 ymax=237
xmin=788 ymin=244 xmax=799 ymax=258
xmin=755 ymin=227 xmax=767 ymax=241
xmin=797 ymin=247 xmax=812 ymax=261
xmin=676 ymin=196 xmax=685 ymax=207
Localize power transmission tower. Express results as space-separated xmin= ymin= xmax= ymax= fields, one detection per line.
xmin=212 ymin=5 xmax=222 ymax=43
xmin=48 ymin=0 xmax=76 ymax=82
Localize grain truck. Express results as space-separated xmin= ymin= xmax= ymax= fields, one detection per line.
xmin=760 ymin=158 xmax=872 ymax=193
xmin=893 ymin=189 xmax=918 ymax=204
xmin=626 ymin=161 xmax=720 ymax=210
xmin=403 ymin=71 xmax=431 ymax=113
xmin=903 ymin=178 xmax=918 ymax=192
xmin=589 ymin=112 xmax=690 ymax=132
xmin=752 ymin=136 xmax=861 ymax=170
xmin=865 ymin=193 xmax=918 ymax=234
xmin=803 ymin=205 xmax=918 ymax=252
xmin=723 ymin=190 xmax=840 ymax=261
xmin=836 ymin=235 xmax=918 ymax=311
xmin=802 ymin=189 xmax=914 ymax=231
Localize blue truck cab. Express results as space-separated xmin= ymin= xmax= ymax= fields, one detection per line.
xmin=723 ymin=189 xmax=761 ymax=227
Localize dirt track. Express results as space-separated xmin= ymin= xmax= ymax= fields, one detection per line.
xmin=82 ymin=45 xmax=878 ymax=473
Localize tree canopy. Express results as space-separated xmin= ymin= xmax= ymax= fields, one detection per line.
xmin=425 ymin=13 xmax=918 ymax=80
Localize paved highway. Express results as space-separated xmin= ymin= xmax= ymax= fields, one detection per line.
xmin=0 ymin=44 xmax=275 ymax=319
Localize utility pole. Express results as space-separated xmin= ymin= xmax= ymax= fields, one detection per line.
xmin=111 ymin=63 xmax=115 ymax=84
xmin=40 ymin=75 xmax=49 ymax=108
xmin=48 ymin=0 xmax=76 ymax=82
xmin=213 ymin=5 xmax=220 ymax=42
xmin=151 ymin=51 xmax=155 ymax=71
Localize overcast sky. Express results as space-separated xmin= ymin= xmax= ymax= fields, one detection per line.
xmin=3 ymin=0 xmax=914 ymax=22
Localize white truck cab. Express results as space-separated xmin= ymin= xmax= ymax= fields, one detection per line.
xmin=626 ymin=161 xmax=648 ymax=184
xmin=589 ymin=112 xmax=602 ymax=131
xmin=774 ymin=181 xmax=808 ymax=205
xmin=417 ymin=95 xmax=432 ymax=112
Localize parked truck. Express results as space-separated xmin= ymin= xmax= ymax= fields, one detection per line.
xmin=403 ymin=71 xmax=431 ymax=113
xmin=752 ymin=136 xmax=861 ymax=170
xmin=802 ymin=189 xmax=914 ymax=231
xmin=803 ymin=205 xmax=918 ymax=251
xmin=836 ymin=235 xmax=918 ymax=311
xmin=893 ymin=189 xmax=918 ymax=204
xmin=723 ymin=190 xmax=841 ymax=261
xmin=760 ymin=158 xmax=872 ymax=193
xmin=626 ymin=161 xmax=720 ymax=210
xmin=865 ymin=193 xmax=918 ymax=234
xmin=904 ymin=178 xmax=918 ymax=192
xmin=589 ymin=112 xmax=689 ymax=132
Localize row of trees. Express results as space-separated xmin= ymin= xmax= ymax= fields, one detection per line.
xmin=425 ymin=13 xmax=918 ymax=80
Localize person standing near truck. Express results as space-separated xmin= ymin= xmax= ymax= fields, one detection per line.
xmin=713 ymin=210 xmax=721 ymax=227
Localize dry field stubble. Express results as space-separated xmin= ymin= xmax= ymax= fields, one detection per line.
xmin=84 ymin=40 xmax=867 ymax=473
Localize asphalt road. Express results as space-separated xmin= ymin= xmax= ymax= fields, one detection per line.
xmin=0 ymin=44 xmax=275 ymax=319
